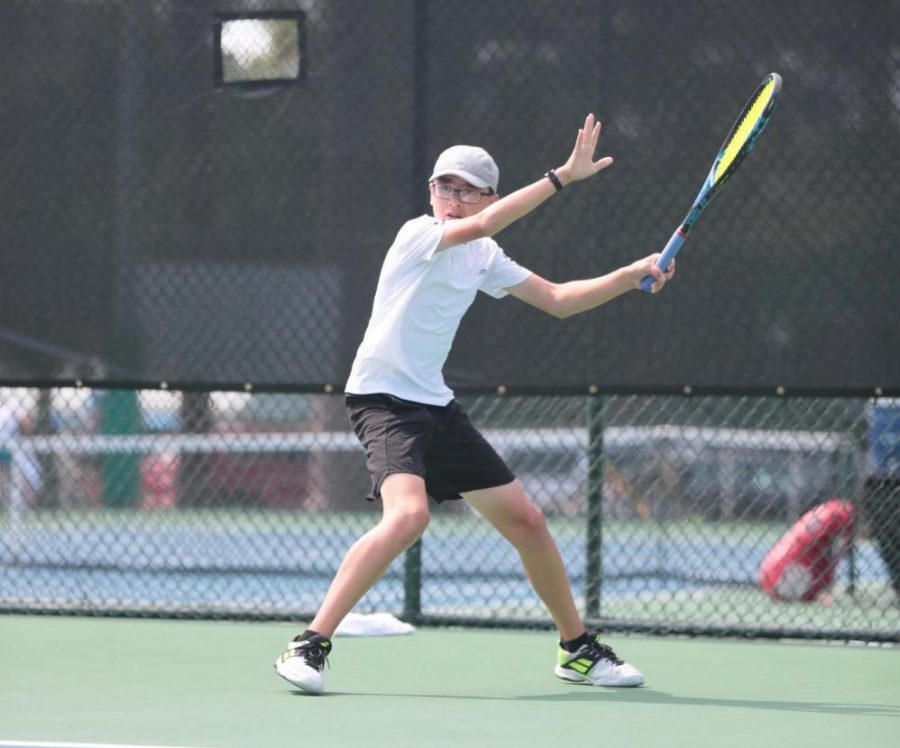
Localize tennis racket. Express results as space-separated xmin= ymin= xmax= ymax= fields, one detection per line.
xmin=641 ymin=72 xmax=782 ymax=293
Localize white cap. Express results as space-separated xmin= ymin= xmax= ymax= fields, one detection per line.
xmin=429 ymin=145 xmax=499 ymax=192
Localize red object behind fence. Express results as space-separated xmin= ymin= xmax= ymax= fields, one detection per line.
xmin=758 ymin=499 xmax=855 ymax=602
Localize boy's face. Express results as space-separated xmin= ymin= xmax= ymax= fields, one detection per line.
xmin=429 ymin=175 xmax=498 ymax=221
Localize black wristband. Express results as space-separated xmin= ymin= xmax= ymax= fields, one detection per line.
xmin=545 ymin=169 xmax=564 ymax=192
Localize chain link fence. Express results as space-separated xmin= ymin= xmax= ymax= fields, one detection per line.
xmin=1 ymin=1 xmax=898 ymax=640
xmin=2 ymin=387 xmax=897 ymax=640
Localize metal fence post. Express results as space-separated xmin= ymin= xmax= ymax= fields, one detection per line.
xmin=585 ymin=395 xmax=604 ymax=619
xmin=403 ymin=539 xmax=423 ymax=621
xmin=841 ymin=435 xmax=862 ymax=597
xmin=400 ymin=0 xmax=429 ymax=626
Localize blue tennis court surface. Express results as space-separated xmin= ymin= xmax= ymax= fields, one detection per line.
xmin=2 ymin=514 xmax=895 ymax=638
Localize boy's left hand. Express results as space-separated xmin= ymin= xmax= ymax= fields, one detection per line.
xmin=555 ymin=113 xmax=614 ymax=185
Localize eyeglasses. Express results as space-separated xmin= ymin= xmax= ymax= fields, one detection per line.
xmin=430 ymin=181 xmax=493 ymax=205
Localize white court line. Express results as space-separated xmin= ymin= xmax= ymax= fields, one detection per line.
xmin=0 ymin=741 xmax=210 ymax=748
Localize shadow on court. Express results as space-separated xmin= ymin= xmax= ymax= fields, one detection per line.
xmin=316 ymin=688 xmax=900 ymax=717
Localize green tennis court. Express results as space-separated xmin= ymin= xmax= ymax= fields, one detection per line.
xmin=1 ymin=615 xmax=897 ymax=748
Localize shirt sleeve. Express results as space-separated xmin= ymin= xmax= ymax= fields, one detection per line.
xmin=393 ymin=215 xmax=445 ymax=263
xmin=479 ymin=243 xmax=532 ymax=299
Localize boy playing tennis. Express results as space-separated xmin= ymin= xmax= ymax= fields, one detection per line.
xmin=275 ymin=114 xmax=675 ymax=694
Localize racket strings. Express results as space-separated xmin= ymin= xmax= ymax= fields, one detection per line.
xmin=714 ymin=77 xmax=778 ymax=183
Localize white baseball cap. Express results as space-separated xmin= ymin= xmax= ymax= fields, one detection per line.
xmin=429 ymin=145 xmax=499 ymax=192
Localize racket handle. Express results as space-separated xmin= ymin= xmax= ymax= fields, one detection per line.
xmin=640 ymin=228 xmax=687 ymax=293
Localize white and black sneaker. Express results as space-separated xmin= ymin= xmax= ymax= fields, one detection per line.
xmin=554 ymin=634 xmax=644 ymax=687
xmin=274 ymin=633 xmax=332 ymax=695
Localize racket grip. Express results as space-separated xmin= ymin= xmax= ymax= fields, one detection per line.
xmin=640 ymin=228 xmax=686 ymax=293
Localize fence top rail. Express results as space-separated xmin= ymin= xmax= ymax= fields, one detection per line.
xmin=2 ymin=425 xmax=855 ymax=455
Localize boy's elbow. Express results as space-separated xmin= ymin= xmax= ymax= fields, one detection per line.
xmin=545 ymin=289 xmax=571 ymax=319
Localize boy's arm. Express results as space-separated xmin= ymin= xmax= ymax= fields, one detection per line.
xmin=507 ymin=257 xmax=675 ymax=318
xmin=437 ymin=114 xmax=612 ymax=251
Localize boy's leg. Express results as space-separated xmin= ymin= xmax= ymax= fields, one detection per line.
xmin=463 ymin=480 xmax=643 ymax=686
xmin=274 ymin=473 xmax=429 ymax=693
xmin=309 ymin=473 xmax=431 ymax=637
xmin=463 ymin=480 xmax=584 ymax=639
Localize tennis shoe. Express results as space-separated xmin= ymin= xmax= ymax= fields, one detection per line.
xmin=274 ymin=633 xmax=332 ymax=694
xmin=554 ymin=635 xmax=644 ymax=687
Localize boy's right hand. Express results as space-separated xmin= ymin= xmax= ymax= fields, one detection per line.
xmin=627 ymin=254 xmax=676 ymax=294
xmin=555 ymin=113 xmax=614 ymax=185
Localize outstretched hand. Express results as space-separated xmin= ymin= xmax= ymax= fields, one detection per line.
xmin=557 ymin=113 xmax=614 ymax=184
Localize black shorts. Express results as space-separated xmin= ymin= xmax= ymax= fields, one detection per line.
xmin=345 ymin=393 xmax=515 ymax=503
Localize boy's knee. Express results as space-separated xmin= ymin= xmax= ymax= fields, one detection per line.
xmin=506 ymin=501 xmax=549 ymax=543
xmin=385 ymin=504 xmax=430 ymax=545
xmin=380 ymin=473 xmax=430 ymax=544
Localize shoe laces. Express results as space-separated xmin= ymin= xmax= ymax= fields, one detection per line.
xmin=587 ymin=637 xmax=624 ymax=665
xmin=290 ymin=637 xmax=331 ymax=672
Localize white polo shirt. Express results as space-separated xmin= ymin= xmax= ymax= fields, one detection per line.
xmin=345 ymin=215 xmax=532 ymax=405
